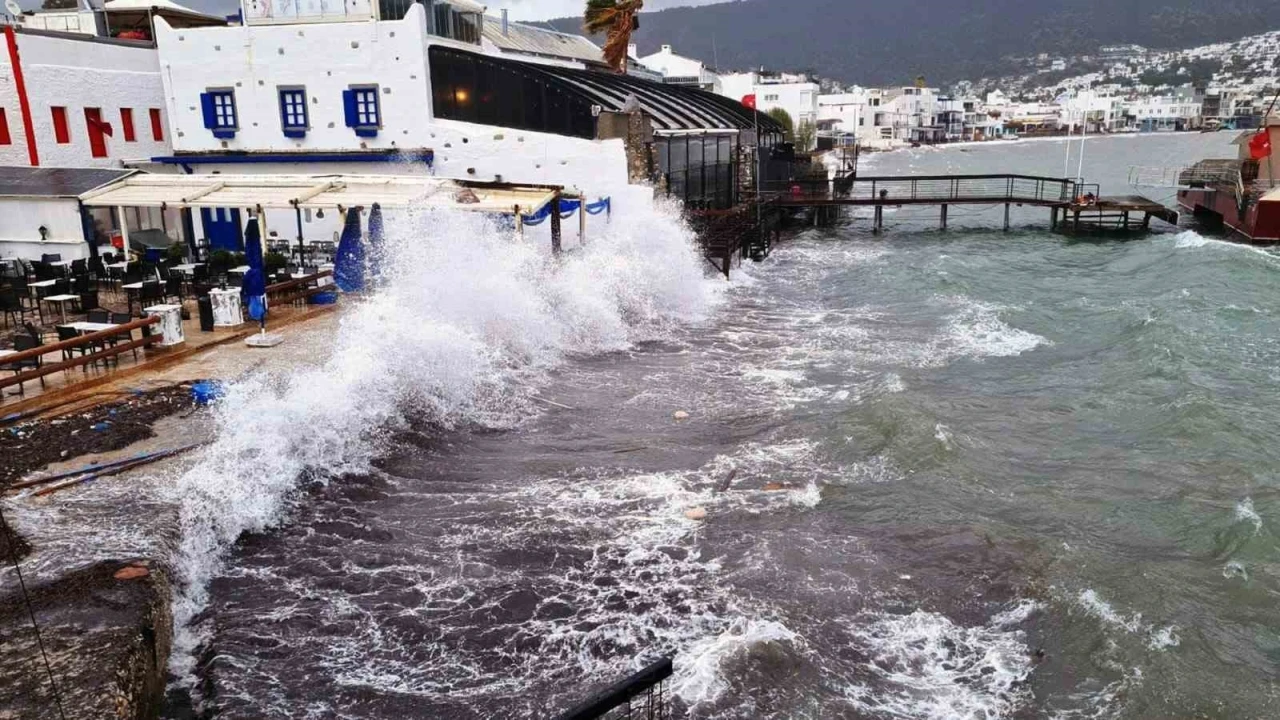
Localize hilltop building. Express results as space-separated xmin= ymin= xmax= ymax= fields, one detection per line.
xmin=635 ymin=43 xmax=721 ymax=92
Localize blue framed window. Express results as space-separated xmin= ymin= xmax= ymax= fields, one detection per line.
xmin=278 ymin=87 xmax=308 ymax=138
xmin=342 ymin=85 xmax=381 ymax=137
xmin=199 ymin=89 xmax=238 ymax=139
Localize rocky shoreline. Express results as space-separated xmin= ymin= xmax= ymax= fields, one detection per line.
xmin=1 ymin=387 xmax=195 ymax=720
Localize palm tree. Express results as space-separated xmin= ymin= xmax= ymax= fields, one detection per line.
xmin=584 ymin=0 xmax=644 ymax=74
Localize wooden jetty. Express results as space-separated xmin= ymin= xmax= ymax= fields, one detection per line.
xmin=768 ymin=173 xmax=1179 ymax=234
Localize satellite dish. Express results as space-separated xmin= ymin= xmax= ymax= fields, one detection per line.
xmin=4 ymin=0 xmax=21 ymax=18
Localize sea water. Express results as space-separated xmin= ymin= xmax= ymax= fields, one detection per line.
xmin=166 ymin=132 xmax=1280 ymax=718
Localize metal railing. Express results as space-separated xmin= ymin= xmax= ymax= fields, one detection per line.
xmin=266 ymin=270 xmax=334 ymax=306
xmin=771 ymin=173 xmax=1078 ymax=205
xmin=556 ymin=658 xmax=674 ymax=720
xmin=0 ymin=316 xmax=161 ymax=393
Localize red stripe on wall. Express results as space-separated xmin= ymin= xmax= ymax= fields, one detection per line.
xmin=4 ymin=26 xmax=37 ymax=166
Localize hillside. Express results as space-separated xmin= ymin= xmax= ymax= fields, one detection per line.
xmin=548 ymin=0 xmax=1280 ymax=86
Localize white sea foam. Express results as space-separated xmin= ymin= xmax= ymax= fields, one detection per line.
xmin=164 ymin=199 xmax=720 ymax=689
xmin=1235 ymin=497 xmax=1263 ymax=534
xmin=844 ymin=606 xmax=1036 ymax=720
xmin=673 ymin=618 xmax=801 ymax=708
xmin=1171 ymin=230 xmax=1280 ymax=262
xmin=941 ymin=298 xmax=1048 ymax=362
xmin=1075 ymin=590 xmax=1179 ymax=653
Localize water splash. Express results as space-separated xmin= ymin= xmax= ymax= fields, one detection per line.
xmin=164 ymin=200 xmax=720 ymax=690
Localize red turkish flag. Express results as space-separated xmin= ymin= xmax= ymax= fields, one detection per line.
xmin=742 ymin=94 xmax=757 ymax=110
xmin=1249 ymin=130 xmax=1271 ymax=160
xmin=88 ymin=115 xmax=114 ymax=138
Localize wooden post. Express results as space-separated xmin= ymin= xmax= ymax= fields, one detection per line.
xmin=1122 ymin=211 xmax=1130 ymax=231
xmin=1074 ymin=209 xmax=1082 ymax=232
xmin=549 ymin=193 xmax=562 ymax=255
xmin=940 ymin=204 xmax=948 ymax=231
xmin=578 ymin=196 xmax=586 ymax=246
xmin=1142 ymin=212 xmax=1151 ymax=229
xmin=1003 ymin=203 xmax=1011 ymax=231
xmin=1050 ymin=206 xmax=1058 ymax=230
xmin=873 ymin=205 xmax=883 ymax=234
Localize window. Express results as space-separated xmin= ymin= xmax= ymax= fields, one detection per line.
xmin=84 ymin=107 xmax=108 ymax=158
xmin=51 ymin=106 xmax=70 ymax=144
xmin=150 ymin=108 xmax=164 ymax=141
xmin=764 ymin=94 xmax=779 ymax=102
xmin=342 ymin=85 xmax=380 ymax=137
xmin=199 ymin=89 xmax=238 ymax=139
xmin=278 ymin=87 xmax=308 ymax=138
xmin=0 ymin=109 xmax=9 ymax=145
xmin=120 ymin=108 xmax=136 ymax=142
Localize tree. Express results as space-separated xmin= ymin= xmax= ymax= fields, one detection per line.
xmin=796 ymin=120 xmax=816 ymax=151
xmin=766 ymin=107 xmax=795 ymax=140
xmin=584 ymin=0 xmax=644 ymax=74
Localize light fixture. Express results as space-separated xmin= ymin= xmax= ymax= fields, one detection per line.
xmin=316 ymin=208 xmax=325 ymax=219
xmin=454 ymin=88 xmax=470 ymax=104
xmin=38 ymin=225 xmax=48 ymax=241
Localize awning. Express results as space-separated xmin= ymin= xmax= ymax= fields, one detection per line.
xmin=0 ymin=167 xmax=136 ymax=199
xmin=78 ymin=173 xmax=560 ymax=215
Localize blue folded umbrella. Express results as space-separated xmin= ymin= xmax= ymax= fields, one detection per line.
xmin=334 ymin=208 xmax=364 ymax=293
xmin=241 ymin=217 xmax=268 ymax=323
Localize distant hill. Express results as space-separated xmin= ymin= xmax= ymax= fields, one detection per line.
xmin=547 ymin=0 xmax=1280 ymax=86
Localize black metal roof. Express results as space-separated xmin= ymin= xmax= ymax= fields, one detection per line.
xmin=436 ymin=46 xmax=784 ymax=134
xmin=0 ymin=167 xmax=136 ymax=198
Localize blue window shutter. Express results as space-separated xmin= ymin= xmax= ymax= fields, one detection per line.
xmin=200 ymin=92 xmax=217 ymax=129
xmin=342 ymin=90 xmax=358 ymax=128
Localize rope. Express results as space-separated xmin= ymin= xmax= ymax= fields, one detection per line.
xmin=0 ymin=506 xmax=68 ymax=720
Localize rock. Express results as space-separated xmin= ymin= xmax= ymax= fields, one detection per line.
xmin=763 ymin=482 xmax=789 ymax=492
xmin=684 ymin=507 xmax=707 ymax=521
xmin=673 ymin=410 xmax=690 ymax=421
xmin=113 ymin=566 xmax=150 ymax=581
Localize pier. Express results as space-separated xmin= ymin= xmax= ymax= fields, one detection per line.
xmin=766 ymin=173 xmax=1178 ymax=233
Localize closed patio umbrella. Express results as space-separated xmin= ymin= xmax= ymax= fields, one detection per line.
xmin=333 ymin=207 xmax=364 ymax=293
xmin=367 ymin=203 xmax=385 ymax=287
xmin=241 ymin=215 xmax=268 ymax=329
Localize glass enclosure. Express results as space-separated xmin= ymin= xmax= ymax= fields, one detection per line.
xmin=429 ymin=46 xmax=597 ymax=139
xmin=655 ymin=132 xmax=739 ymax=210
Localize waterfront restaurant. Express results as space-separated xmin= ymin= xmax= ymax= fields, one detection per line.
xmin=148 ymin=0 xmax=784 ymax=239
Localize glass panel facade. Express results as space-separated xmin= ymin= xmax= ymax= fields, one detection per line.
xmin=429 ymin=46 xmax=596 ymax=139
xmin=655 ymin=132 xmax=741 ymax=210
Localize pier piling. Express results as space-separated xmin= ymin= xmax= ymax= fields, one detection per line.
xmin=1003 ymin=203 xmax=1011 ymax=232
xmin=940 ymin=204 xmax=948 ymax=231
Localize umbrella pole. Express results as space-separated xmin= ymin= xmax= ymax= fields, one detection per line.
xmin=294 ymin=203 xmax=305 ymax=270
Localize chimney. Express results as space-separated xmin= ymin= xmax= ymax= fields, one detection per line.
xmin=501 ymin=8 xmax=509 ymax=36
xmin=662 ymin=44 xmax=672 ymax=53
xmin=628 ymin=42 xmax=637 ymax=59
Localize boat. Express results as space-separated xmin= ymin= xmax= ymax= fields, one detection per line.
xmin=1176 ymin=117 xmax=1280 ymax=243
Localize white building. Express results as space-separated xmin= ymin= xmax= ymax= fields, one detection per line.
xmin=635 ymin=43 xmax=720 ymax=92
xmin=817 ymin=89 xmax=868 ymax=135
xmin=719 ymin=70 xmax=819 ymax=144
xmin=1060 ymin=90 xmax=1125 ymax=133
xmin=0 ymin=27 xmax=173 ymax=169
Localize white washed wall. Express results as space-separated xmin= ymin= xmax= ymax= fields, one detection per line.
xmin=0 ymin=197 xmax=90 ymax=261
xmin=155 ymin=7 xmax=434 ymax=155
xmin=0 ymin=31 xmax=170 ymax=168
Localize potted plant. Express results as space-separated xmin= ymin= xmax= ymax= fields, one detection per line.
xmin=264 ymin=251 xmax=288 ymax=274
xmin=165 ymin=242 xmax=187 ymax=264
xmin=209 ymin=249 xmax=233 ymax=274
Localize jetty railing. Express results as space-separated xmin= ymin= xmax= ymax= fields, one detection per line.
xmin=770 ymin=173 xmax=1079 ymax=206
xmin=556 ymin=658 xmax=674 ymax=720
xmin=0 ymin=316 xmax=161 ymax=392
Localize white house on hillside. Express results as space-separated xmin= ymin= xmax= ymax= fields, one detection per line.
xmin=636 ymin=44 xmax=720 ymax=92
xmin=719 ymin=70 xmax=819 ymax=144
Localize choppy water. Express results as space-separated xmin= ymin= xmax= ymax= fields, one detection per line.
xmin=171 ymin=133 xmax=1280 ymax=719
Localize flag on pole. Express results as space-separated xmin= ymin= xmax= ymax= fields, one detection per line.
xmin=1249 ymin=130 xmax=1272 ymax=160
xmin=742 ymin=94 xmax=757 ymax=110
